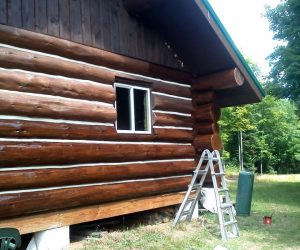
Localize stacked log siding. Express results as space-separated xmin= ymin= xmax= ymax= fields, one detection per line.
xmin=0 ymin=28 xmax=198 ymax=220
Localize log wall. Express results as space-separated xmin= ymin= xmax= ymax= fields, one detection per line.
xmin=0 ymin=24 xmax=236 ymax=228
xmin=0 ymin=25 xmax=197 ymax=222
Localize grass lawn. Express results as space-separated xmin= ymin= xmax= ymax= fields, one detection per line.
xmin=77 ymin=174 xmax=300 ymax=250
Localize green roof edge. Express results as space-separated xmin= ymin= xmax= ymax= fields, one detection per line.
xmin=202 ymin=0 xmax=266 ymax=97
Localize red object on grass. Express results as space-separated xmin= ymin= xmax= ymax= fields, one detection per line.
xmin=263 ymin=216 xmax=272 ymax=224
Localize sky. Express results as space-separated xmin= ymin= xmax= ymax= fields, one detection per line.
xmin=208 ymin=0 xmax=281 ymax=76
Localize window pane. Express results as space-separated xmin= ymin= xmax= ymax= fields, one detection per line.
xmin=134 ymin=89 xmax=148 ymax=131
xmin=116 ymin=87 xmax=131 ymax=130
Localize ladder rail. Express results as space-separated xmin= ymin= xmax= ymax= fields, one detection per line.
xmin=173 ymin=149 xmax=239 ymax=241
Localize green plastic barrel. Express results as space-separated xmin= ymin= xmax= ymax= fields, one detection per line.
xmin=236 ymin=171 xmax=254 ymax=216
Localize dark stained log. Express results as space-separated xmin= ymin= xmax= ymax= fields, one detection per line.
xmin=0 ymin=161 xmax=195 ymax=190
xmin=58 ymin=0 xmax=71 ymax=40
xmin=192 ymin=68 xmax=245 ymax=91
xmin=0 ymin=176 xmax=191 ymax=219
xmin=22 ymin=0 xmax=35 ymax=30
xmin=116 ymin=72 xmax=191 ymax=98
xmin=35 ymin=0 xmax=47 ymax=33
xmin=153 ymin=112 xmax=193 ymax=127
xmin=47 ymin=0 xmax=59 ymax=37
xmin=0 ymin=69 xmax=115 ymax=104
xmin=193 ymin=134 xmax=222 ymax=151
xmin=123 ymin=0 xmax=163 ymax=15
xmin=153 ymin=94 xmax=193 ymax=114
xmin=194 ymin=122 xmax=218 ymax=135
xmin=0 ymin=46 xmax=115 ymax=85
xmin=0 ymin=142 xmax=195 ymax=167
xmin=193 ymin=103 xmax=221 ymax=123
xmin=192 ymin=90 xmax=215 ymax=106
xmin=0 ymin=0 xmax=7 ymax=24
xmin=0 ymin=90 xmax=116 ymax=123
xmin=0 ymin=24 xmax=192 ymax=83
xmin=0 ymin=120 xmax=193 ymax=142
xmin=7 ymin=0 xmax=22 ymax=28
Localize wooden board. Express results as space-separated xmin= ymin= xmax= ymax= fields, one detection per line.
xmin=0 ymin=191 xmax=187 ymax=235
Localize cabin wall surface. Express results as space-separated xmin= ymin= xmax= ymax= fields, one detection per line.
xmin=0 ymin=0 xmax=183 ymax=70
xmin=0 ymin=24 xmax=224 ymax=233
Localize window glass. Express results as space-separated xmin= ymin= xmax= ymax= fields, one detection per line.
xmin=134 ymin=89 xmax=148 ymax=131
xmin=116 ymin=87 xmax=131 ymax=130
xmin=115 ymin=84 xmax=151 ymax=133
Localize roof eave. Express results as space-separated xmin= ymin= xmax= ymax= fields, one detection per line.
xmin=196 ymin=0 xmax=265 ymax=100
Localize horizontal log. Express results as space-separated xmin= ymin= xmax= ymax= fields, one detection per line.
xmin=153 ymin=94 xmax=193 ymax=114
xmin=193 ymin=103 xmax=221 ymax=123
xmin=0 ymin=120 xmax=193 ymax=142
xmin=0 ymin=24 xmax=192 ymax=83
xmin=192 ymin=68 xmax=245 ymax=91
xmin=0 ymin=161 xmax=195 ymax=190
xmin=153 ymin=112 xmax=193 ymax=127
xmin=0 ymin=192 xmax=187 ymax=234
xmin=0 ymin=46 xmax=115 ymax=84
xmin=194 ymin=122 xmax=218 ymax=135
xmin=0 ymin=68 xmax=115 ymax=104
xmin=193 ymin=134 xmax=222 ymax=151
xmin=0 ymin=90 xmax=116 ymax=123
xmin=192 ymin=90 xmax=215 ymax=106
xmin=0 ymin=142 xmax=195 ymax=167
xmin=0 ymin=176 xmax=191 ymax=219
xmin=116 ymin=72 xmax=191 ymax=98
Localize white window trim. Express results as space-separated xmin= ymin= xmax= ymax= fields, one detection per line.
xmin=115 ymin=82 xmax=152 ymax=134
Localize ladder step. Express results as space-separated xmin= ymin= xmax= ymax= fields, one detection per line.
xmin=181 ymin=211 xmax=191 ymax=216
xmin=221 ymin=203 xmax=233 ymax=209
xmin=218 ymin=188 xmax=229 ymax=193
xmin=224 ymin=220 xmax=237 ymax=227
xmin=190 ymin=183 xmax=202 ymax=189
xmin=202 ymin=157 xmax=219 ymax=161
xmin=193 ymin=170 xmax=207 ymax=175
xmin=212 ymin=173 xmax=225 ymax=176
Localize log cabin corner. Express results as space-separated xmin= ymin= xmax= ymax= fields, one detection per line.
xmin=0 ymin=0 xmax=264 ymax=235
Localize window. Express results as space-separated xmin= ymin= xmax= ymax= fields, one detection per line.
xmin=115 ymin=83 xmax=151 ymax=133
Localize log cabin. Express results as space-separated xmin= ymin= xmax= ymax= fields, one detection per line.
xmin=0 ymin=0 xmax=264 ymax=235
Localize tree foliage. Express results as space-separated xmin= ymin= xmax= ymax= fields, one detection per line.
xmin=219 ymin=96 xmax=300 ymax=174
xmin=265 ymin=0 xmax=300 ymax=107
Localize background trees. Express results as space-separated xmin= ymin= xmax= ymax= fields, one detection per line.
xmin=265 ymin=0 xmax=300 ymax=109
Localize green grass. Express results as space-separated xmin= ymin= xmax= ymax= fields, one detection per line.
xmin=78 ymin=174 xmax=300 ymax=250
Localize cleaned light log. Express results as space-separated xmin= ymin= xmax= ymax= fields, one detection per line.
xmin=0 ymin=24 xmax=192 ymax=83
xmin=153 ymin=94 xmax=193 ymax=114
xmin=194 ymin=122 xmax=218 ymax=135
xmin=193 ymin=103 xmax=221 ymax=122
xmin=153 ymin=112 xmax=193 ymax=127
xmin=0 ymin=69 xmax=115 ymax=103
xmin=0 ymin=90 xmax=116 ymax=123
xmin=0 ymin=142 xmax=195 ymax=167
xmin=192 ymin=68 xmax=245 ymax=90
xmin=192 ymin=90 xmax=215 ymax=106
xmin=0 ymin=161 xmax=195 ymax=190
xmin=193 ymin=134 xmax=222 ymax=151
xmin=0 ymin=120 xmax=193 ymax=142
xmin=0 ymin=46 xmax=115 ymax=84
xmin=0 ymin=176 xmax=191 ymax=219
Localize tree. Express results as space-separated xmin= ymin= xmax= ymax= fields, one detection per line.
xmin=265 ymin=0 xmax=300 ymax=108
xmin=219 ymin=96 xmax=300 ymax=174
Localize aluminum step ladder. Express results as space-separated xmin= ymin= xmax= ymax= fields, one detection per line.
xmin=173 ymin=149 xmax=239 ymax=241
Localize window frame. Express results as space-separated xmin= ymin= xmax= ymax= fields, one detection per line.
xmin=115 ymin=82 xmax=152 ymax=134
